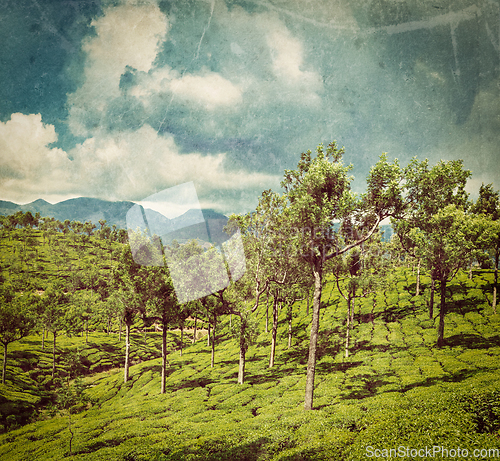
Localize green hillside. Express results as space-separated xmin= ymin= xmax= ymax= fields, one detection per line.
xmin=1 ymin=266 xmax=499 ymax=460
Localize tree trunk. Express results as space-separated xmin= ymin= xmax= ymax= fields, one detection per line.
xmin=85 ymin=319 xmax=89 ymax=344
xmin=192 ymin=316 xmax=197 ymax=343
xmin=2 ymin=343 xmax=7 ymax=384
xmin=269 ymin=297 xmax=279 ymax=368
xmin=493 ymin=248 xmax=498 ymax=314
xmin=429 ymin=277 xmax=435 ymax=320
xmin=68 ymin=411 xmax=74 ymax=456
xmin=304 ymin=266 xmax=322 ymax=411
xmin=210 ymin=320 xmax=216 ymax=368
xmin=265 ymin=292 xmax=269 ymax=333
xmin=52 ymin=331 xmax=57 ymax=378
xmin=416 ymin=259 xmax=421 ymax=296
xmin=124 ymin=323 xmax=130 ymax=383
xmin=345 ymin=294 xmax=352 ymax=359
xmin=287 ymin=306 xmax=292 ymax=349
xmin=238 ymin=346 xmax=246 ymax=385
xmin=351 ymin=288 xmax=355 ymax=324
xmin=469 ymin=259 xmax=473 ymax=280
xmin=179 ymin=325 xmax=183 ymax=357
xmin=161 ymin=323 xmax=167 ymax=394
xmin=437 ymin=280 xmax=447 ymax=347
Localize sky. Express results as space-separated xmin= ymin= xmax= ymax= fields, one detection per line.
xmin=0 ymin=0 xmax=499 ymax=215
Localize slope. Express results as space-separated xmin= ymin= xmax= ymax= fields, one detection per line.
xmin=0 ymin=269 xmax=499 ymax=460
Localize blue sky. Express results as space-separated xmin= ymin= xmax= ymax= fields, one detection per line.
xmin=0 ymin=0 xmax=499 ymax=215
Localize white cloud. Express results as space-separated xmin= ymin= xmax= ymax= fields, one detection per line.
xmin=68 ymin=124 xmax=279 ymax=203
xmin=131 ymin=68 xmax=243 ymax=110
xmin=0 ymin=114 xmax=74 ymax=201
xmin=67 ymin=2 xmax=169 ymax=137
xmin=170 ymin=71 xmax=243 ymax=110
xmin=0 ymin=113 xmax=278 ymax=208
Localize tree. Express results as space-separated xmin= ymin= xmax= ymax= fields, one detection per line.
xmin=112 ymin=243 xmax=150 ymax=383
xmin=231 ymin=309 xmax=259 ymax=384
xmin=39 ymin=283 xmax=69 ymax=378
xmin=394 ymin=158 xmax=470 ymax=320
xmin=413 ymin=206 xmax=493 ymax=346
xmin=393 ymin=159 xmax=495 ymax=345
xmin=140 ymin=265 xmax=179 ymax=394
xmin=109 ymin=289 xmax=141 ymax=383
xmin=332 ymin=230 xmax=390 ymax=358
xmin=281 ymin=142 xmax=403 ymax=410
xmin=0 ymin=288 xmax=35 ymax=384
xmin=166 ymin=239 xmax=236 ymax=369
xmin=228 ymin=190 xmax=310 ymax=370
xmin=70 ymin=290 xmax=100 ymax=343
xmin=472 ymin=184 xmax=500 ymax=313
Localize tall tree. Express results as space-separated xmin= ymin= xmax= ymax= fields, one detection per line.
xmin=112 ymin=242 xmax=152 ymax=383
xmin=394 ymin=159 xmax=470 ymax=320
xmin=141 ymin=265 xmax=179 ymax=394
xmin=395 ymin=159 xmax=495 ymax=345
xmin=412 ymin=205 xmax=493 ymax=346
xmin=472 ymin=183 xmax=500 ymax=312
xmin=281 ymin=142 xmax=403 ymax=410
xmin=0 ymin=288 xmax=35 ymax=384
xmin=332 ymin=230 xmax=390 ymax=358
xmin=228 ymin=190 xmax=310 ymax=370
xmin=40 ymin=283 xmax=69 ymax=378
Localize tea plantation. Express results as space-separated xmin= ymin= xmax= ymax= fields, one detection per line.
xmin=0 ymin=268 xmax=499 ymax=460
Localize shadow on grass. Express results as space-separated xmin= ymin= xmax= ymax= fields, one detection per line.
xmin=445 ymin=333 xmax=500 ymax=349
xmin=373 ymin=304 xmax=412 ymax=323
xmin=351 ymin=340 xmax=404 ymax=354
xmin=150 ymin=436 xmax=284 ymax=461
xmin=177 ymin=377 xmax=214 ymax=389
xmin=316 ymin=360 xmax=363 ymax=375
xmin=399 ymin=367 xmax=491 ymax=393
xmin=341 ymin=372 xmax=396 ymax=400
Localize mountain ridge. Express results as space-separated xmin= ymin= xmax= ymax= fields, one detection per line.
xmin=0 ymin=197 xmax=229 ymax=232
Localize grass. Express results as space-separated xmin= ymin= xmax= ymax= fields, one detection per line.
xmin=0 ymin=262 xmax=500 ymax=458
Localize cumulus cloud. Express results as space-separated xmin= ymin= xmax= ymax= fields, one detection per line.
xmin=131 ymin=68 xmax=243 ymax=110
xmin=0 ymin=114 xmax=279 ymax=211
xmin=0 ymin=113 xmax=74 ymax=201
xmin=67 ymin=2 xmax=169 ymax=137
xmin=69 ymin=124 xmax=277 ymax=198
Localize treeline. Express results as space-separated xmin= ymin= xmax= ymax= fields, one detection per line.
xmin=1 ymin=141 xmax=499 ymax=414
xmin=0 ymin=212 xmax=128 ymax=244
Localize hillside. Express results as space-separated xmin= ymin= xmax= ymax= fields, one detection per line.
xmin=0 ymin=197 xmax=229 ymax=239
xmin=0 ymin=267 xmax=499 ymax=460
xmin=0 ymin=197 xmax=136 ymax=229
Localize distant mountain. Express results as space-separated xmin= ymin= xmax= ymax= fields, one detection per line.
xmin=126 ymin=203 xmax=230 ymax=245
xmin=0 ymin=198 xmax=230 ymax=240
xmin=0 ymin=197 xmax=141 ymax=229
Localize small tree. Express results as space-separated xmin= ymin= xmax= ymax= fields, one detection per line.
xmin=412 ymin=205 xmax=494 ymax=346
xmin=472 ymin=184 xmax=500 ymax=312
xmin=332 ymin=230 xmax=390 ymax=358
xmin=40 ymin=283 xmax=69 ymax=378
xmin=70 ymin=290 xmax=100 ymax=343
xmin=0 ymin=288 xmax=35 ymax=384
xmin=231 ymin=309 xmax=259 ymax=384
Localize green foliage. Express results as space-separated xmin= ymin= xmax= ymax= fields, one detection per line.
xmin=2 ymin=155 xmax=500 ymax=459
